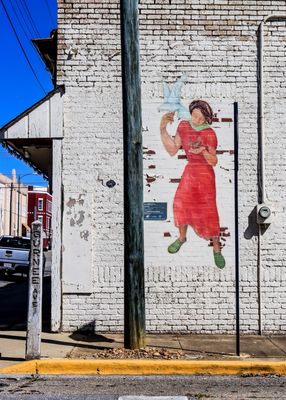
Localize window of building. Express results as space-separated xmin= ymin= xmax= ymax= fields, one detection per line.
xmin=38 ymin=198 xmax=43 ymax=211
xmin=47 ymin=200 xmax=52 ymax=213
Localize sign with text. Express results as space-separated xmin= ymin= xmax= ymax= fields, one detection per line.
xmin=144 ymin=202 xmax=167 ymax=220
xmin=26 ymin=221 xmax=43 ymax=360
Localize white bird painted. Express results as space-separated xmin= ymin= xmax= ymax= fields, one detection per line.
xmin=158 ymin=74 xmax=190 ymax=120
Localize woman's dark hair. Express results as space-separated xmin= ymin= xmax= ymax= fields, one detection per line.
xmin=189 ymin=100 xmax=214 ymax=125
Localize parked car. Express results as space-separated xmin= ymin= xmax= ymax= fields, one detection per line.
xmin=0 ymin=235 xmax=47 ymax=277
xmin=0 ymin=236 xmax=31 ymax=276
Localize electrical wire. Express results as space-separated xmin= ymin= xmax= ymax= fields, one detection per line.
xmin=0 ymin=209 xmax=30 ymax=218
xmin=8 ymin=0 xmax=30 ymax=42
xmin=6 ymin=0 xmax=52 ymax=69
xmin=0 ymin=187 xmax=46 ymax=189
xmin=0 ymin=0 xmax=46 ymax=94
xmin=15 ymin=1 xmax=33 ymax=40
xmin=43 ymin=0 xmax=56 ymax=26
xmin=19 ymin=0 xmax=40 ymax=37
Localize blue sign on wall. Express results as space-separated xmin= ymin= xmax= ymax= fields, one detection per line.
xmin=144 ymin=202 xmax=167 ymax=221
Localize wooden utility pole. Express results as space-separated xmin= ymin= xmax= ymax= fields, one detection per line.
xmin=26 ymin=221 xmax=43 ymax=360
xmin=120 ymin=0 xmax=146 ymax=349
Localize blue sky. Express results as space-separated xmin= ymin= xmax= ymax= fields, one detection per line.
xmin=0 ymin=0 xmax=57 ymax=186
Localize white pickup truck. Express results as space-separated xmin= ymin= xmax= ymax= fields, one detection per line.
xmin=0 ymin=236 xmax=31 ymax=276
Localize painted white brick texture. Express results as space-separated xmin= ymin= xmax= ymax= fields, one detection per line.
xmin=57 ymin=0 xmax=286 ymax=334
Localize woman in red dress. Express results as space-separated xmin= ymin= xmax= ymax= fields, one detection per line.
xmin=160 ymin=100 xmax=225 ymax=269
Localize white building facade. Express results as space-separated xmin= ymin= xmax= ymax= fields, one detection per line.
xmin=1 ymin=0 xmax=286 ymax=335
xmin=0 ymin=170 xmax=28 ymax=237
xmin=55 ymin=0 xmax=286 ymax=334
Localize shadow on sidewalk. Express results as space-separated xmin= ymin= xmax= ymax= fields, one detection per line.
xmin=0 ymin=332 xmax=119 ymax=351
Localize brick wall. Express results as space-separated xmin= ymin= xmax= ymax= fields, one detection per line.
xmin=57 ymin=0 xmax=286 ymax=333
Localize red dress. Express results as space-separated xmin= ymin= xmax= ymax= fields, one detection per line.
xmin=173 ymin=121 xmax=220 ymax=240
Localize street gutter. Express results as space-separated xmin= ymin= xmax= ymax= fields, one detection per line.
xmin=1 ymin=359 xmax=286 ymax=376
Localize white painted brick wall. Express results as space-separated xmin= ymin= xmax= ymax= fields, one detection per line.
xmin=58 ymin=0 xmax=286 ymax=334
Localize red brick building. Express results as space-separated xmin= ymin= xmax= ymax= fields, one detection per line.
xmin=28 ymin=186 xmax=52 ymax=250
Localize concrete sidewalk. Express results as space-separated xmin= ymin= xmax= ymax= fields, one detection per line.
xmin=0 ymin=331 xmax=286 ymax=370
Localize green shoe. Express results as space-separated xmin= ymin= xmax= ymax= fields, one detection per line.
xmin=168 ymin=239 xmax=186 ymax=254
xmin=213 ymin=251 xmax=225 ymax=269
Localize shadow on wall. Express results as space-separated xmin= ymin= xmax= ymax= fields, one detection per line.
xmin=244 ymin=206 xmax=270 ymax=239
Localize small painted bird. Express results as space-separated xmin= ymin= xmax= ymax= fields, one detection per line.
xmin=158 ymin=74 xmax=190 ymax=120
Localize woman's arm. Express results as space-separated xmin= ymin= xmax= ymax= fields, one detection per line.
xmin=160 ymin=113 xmax=181 ymax=156
xmin=202 ymin=146 xmax=217 ymax=166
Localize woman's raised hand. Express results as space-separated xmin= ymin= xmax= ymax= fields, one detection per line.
xmin=160 ymin=112 xmax=175 ymax=130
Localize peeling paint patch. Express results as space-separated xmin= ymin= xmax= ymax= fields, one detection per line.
xmin=217 ymin=150 xmax=235 ymax=155
xmin=107 ymin=50 xmax=120 ymax=61
xmin=80 ymin=230 xmax=90 ymax=241
xmin=143 ymin=149 xmax=156 ymax=155
xmin=146 ymin=174 xmax=156 ymax=184
xmin=76 ymin=210 xmax=85 ymax=226
xmin=222 ymin=232 xmax=230 ymax=237
xmin=66 ymin=198 xmax=77 ymax=208
xmin=220 ymin=166 xmax=230 ymax=172
xmin=78 ymin=194 xmax=85 ymax=206
xmin=63 ymin=192 xmax=92 ymax=294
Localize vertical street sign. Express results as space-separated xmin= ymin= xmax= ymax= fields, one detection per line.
xmin=120 ymin=0 xmax=146 ymax=349
xmin=26 ymin=221 xmax=43 ymax=360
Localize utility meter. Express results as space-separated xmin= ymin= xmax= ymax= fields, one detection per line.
xmin=257 ymin=204 xmax=272 ymax=224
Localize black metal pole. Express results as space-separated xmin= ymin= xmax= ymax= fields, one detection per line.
xmin=234 ymin=102 xmax=240 ymax=356
xmin=17 ymin=178 xmax=20 ymax=236
xmin=9 ymin=183 xmax=13 ymax=235
xmin=120 ymin=0 xmax=146 ymax=349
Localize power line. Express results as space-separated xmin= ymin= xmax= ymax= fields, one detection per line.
xmin=2 ymin=187 xmax=48 ymax=189
xmin=43 ymin=0 xmax=56 ymax=26
xmin=13 ymin=0 xmax=34 ymax=39
xmin=0 ymin=0 xmax=46 ymax=94
xmin=0 ymin=208 xmax=32 ymax=218
xmin=19 ymin=0 xmax=40 ymax=37
xmin=0 ymin=171 xmax=46 ymax=175
xmin=10 ymin=1 xmax=49 ymax=69
xmin=8 ymin=0 xmax=30 ymax=43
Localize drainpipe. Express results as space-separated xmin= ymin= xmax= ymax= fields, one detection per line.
xmin=258 ymin=14 xmax=286 ymax=203
xmin=258 ymin=15 xmax=286 ymax=334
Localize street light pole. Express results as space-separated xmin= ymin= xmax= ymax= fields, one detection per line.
xmin=9 ymin=183 xmax=13 ymax=235
xmin=17 ymin=173 xmax=37 ymax=236
xmin=17 ymin=177 xmax=21 ymax=236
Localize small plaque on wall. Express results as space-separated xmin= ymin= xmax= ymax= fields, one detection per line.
xmin=144 ymin=202 xmax=167 ymax=220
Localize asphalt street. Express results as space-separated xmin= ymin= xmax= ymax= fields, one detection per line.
xmin=0 ymin=375 xmax=286 ymax=399
xmin=0 ymin=251 xmax=51 ymax=331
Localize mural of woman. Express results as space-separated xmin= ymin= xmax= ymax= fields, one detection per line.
xmin=160 ymin=100 xmax=225 ymax=269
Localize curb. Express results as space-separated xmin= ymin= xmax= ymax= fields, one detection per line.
xmin=1 ymin=359 xmax=286 ymax=375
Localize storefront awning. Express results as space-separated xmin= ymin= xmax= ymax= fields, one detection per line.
xmin=0 ymin=86 xmax=64 ymax=180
